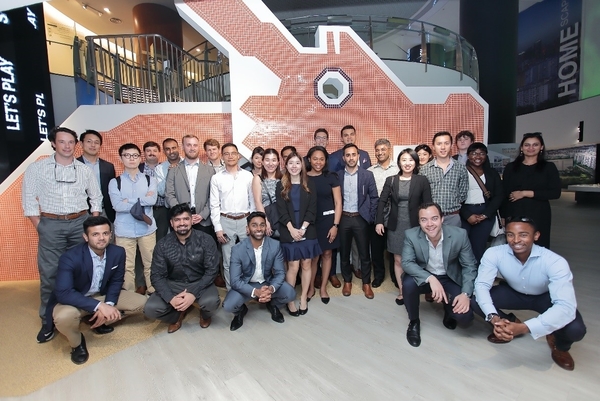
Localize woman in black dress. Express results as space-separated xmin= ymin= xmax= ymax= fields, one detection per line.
xmin=502 ymin=132 xmax=561 ymax=248
xmin=306 ymin=146 xmax=341 ymax=304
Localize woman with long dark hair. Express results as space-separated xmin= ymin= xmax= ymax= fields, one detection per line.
xmin=250 ymin=146 xmax=264 ymax=176
xmin=276 ymin=152 xmax=321 ymax=316
xmin=375 ymin=148 xmax=431 ymax=305
xmin=502 ymin=132 xmax=561 ymax=248
xmin=252 ymin=148 xmax=282 ymax=237
xmin=460 ymin=142 xmax=503 ymax=262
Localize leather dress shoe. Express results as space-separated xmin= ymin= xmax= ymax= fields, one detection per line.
xmin=342 ymin=282 xmax=352 ymax=297
xmin=314 ymin=275 xmax=322 ymax=289
xmin=71 ymin=334 xmax=89 ymax=365
xmin=167 ymin=309 xmax=189 ymax=333
xmin=547 ymin=334 xmax=575 ymax=370
xmin=362 ymin=284 xmax=374 ymax=299
xmin=329 ymin=275 xmax=341 ymax=288
xmin=214 ymin=274 xmax=226 ymax=288
xmin=424 ymin=292 xmax=434 ymax=303
xmin=135 ymin=285 xmax=147 ymax=295
xmin=37 ymin=326 xmax=55 ymax=343
xmin=406 ymin=320 xmax=421 ymax=347
xmin=371 ymin=279 xmax=383 ymax=288
xmin=487 ymin=333 xmax=510 ymax=344
xmin=230 ymin=304 xmax=248 ymax=331
xmin=92 ymin=324 xmax=114 ymax=335
xmin=353 ymin=268 xmax=362 ymax=280
xmin=266 ymin=302 xmax=284 ymax=323
xmin=199 ymin=315 xmax=212 ymax=329
xmin=443 ymin=312 xmax=457 ymax=330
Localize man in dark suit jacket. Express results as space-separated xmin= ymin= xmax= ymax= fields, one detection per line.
xmin=77 ymin=130 xmax=116 ymax=222
xmin=223 ymin=212 xmax=296 ymax=331
xmin=401 ymin=202 xmax=478 ymax=347
xmin=43 ymin=216 xmax=147 ymax=364
xmin=328 ymin=125 xmax=372 ymax=172
xmin=337 ymin=143 xmax=379 ymax=299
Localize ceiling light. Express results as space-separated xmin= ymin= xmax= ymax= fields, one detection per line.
xmin=103 ymin=8 xmax=111 ymax=14
xmin=110 ymin=17 xmax=122 ymax=24
xmin=81 ymin=3 xmax=103 ymax=17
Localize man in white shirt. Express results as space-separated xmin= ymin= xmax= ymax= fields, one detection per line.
xmin=223 ymin=212 xmax=296 ymax=330
xmin=473 ymin=217 xmax=586 ymax=371
xmin=210 ymin=143 xmax=256 ymax=289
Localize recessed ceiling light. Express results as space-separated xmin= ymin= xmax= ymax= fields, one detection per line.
xmin=110 ymin=17 xmax=122 ymax=24
xmin=103 ymin=8 xmax=111 ymax=14
xmin=196 ymin=48 xmax=200 ymax=52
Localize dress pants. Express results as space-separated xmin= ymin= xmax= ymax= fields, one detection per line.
xmin=471 ymin=281 xmax=586 ymax=351
xmin=153 ymin=205 xmax=170 ymax=242
xmin=37 ymin=214 xmax=87 ymax=321
xmin=144 ymin=282 xmax=220 ymax=324
xmin=53 ymin=290 xmax=146 ymax=347
xmin=442 ymin=213 xmax=461 ymax=227
xmin=461 ymin=204 xmax=495 ymax=263
xmin=219 ymin=217 xmax=248 ymax=290
xmin=223 ymin=282 xmax=296 ymax=314
xmin=339 ymin=214 xmax=371 ymax=284
xmin=116 ymin=233 xmax=155 ymax=292
xmin=403 ymin=273 xmax=474 ymax=324
xmin=370 ymin=224 xmax=387 ymax=282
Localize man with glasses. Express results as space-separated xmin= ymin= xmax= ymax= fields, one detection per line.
xmin=210 ymin=143 xmax=256 ymax=289
xmin=108 ymin=143 xmax=158 ymax=295
xmin=22 ymin=126 xmax=102 ymax=343
xmin=472 ymin=217 xmax=586 ymax=371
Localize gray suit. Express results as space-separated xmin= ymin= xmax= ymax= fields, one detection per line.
xmin=222 ymin=236 xmax=296 ymax=314
xmin=165 ymin=161 xmax=215 ymax=226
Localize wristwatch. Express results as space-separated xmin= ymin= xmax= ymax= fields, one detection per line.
xmin=333 ymin=223 xmax=339 ymax=228
xmin=485 ymin=313 xmax=499 ymax=322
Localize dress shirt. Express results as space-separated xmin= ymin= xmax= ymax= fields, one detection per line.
xmin=185 ymin=159 xmax=200 ymax=208
xmin=86 ymin=247 xmax=106 ymax=296
xmin=22 ymin=155 xmax=102 ymax=216
xmin=342 ymin=169 xmax=359 ymax=212
xmin=455 ymin=153 xmax=468 ymax=165
xmin=208 ymin=159 xmax=225 ymax=173
xmin=143 ymin=163 xmax=165 ymax=207
xmin=108 ymin=172 xmax=157 ymax=238
xmin=209 ymin=168 xmax=256 ymax=232
xmin=82 ymin=156 xmax=101 ymax=190
xmin=465 ymin=173 xmax=486 ymax=204
xmin=475 ymin=244 xmax=578 ymax=340
xmin=419 ymin=158 xmax=468 ymax=214
xmin=250 ymin=241 xmax=266 ymax=284
xmin=368 ymin=162 xmax=400 ymax=195
xmin=425 ymin=233 xmax=446 ymax=276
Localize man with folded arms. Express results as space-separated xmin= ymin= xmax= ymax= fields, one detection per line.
xmin=144 ymin=204 xmax=220 ymax=332
xmin=401 ymin=202 xmax=477 ymax=347
xmin=472 ymin=217 xmax=587 ymax=371
xmin=44 ymin=216 xmax=146 ymax=364
xmin=223 ymin=212 xmax=296 ymax=331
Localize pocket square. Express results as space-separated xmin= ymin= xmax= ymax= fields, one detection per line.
xmin=111 ymin=265 xmax=118 ymax=270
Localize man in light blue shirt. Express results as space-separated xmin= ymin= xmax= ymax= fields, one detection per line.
xmin=473 ymin=217 xmax=586 ymax=371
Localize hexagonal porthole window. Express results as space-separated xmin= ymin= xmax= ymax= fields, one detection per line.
xmin=314 ymin=68 xmax=353 ymax=108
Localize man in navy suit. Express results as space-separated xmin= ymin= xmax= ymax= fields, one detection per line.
xmin=328 ymin=125 xmax=372 ymax=173
xmin=223 ymin=212 xmax=296 ymax=331
xmin=337 ymin=143 xmax=379 ymax=299
xmin=43 ymin=216 xmax=147 ymax=364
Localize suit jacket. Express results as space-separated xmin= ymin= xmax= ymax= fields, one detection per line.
xmin=337 ymin=168 xmax=379 ymax=224
xmin=276 ymin=179 xmax=318 ymax=243
xmin=401 ymin=225 xmax=477 ymax=296
xmin=328 ymin=148 xmax=372 ymax=172
xmin=77 ymin=156 xmax=116 ymax=222
xmin=165 ymin=161 xmax=215 ymax=224
xmin=229 ymin=236 xmax=286 ymax=297
xmin=376 ymin=174 xmax=432 ymax=229
xmin=44 ymin=242 xmax=125 ymax=330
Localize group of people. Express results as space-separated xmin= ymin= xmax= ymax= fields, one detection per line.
xmin=22 ymin=125 xmax=585 ymax=371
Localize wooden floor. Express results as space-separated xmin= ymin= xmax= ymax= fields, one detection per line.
xmin=11 ymin=193 xmax=600 ymax=401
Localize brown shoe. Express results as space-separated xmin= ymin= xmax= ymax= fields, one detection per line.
xmin=546 ymin=334 xmax=574 ymax=370
xmin=199 ymin=315 xmax=211 ymax=329
xmin=135 ymin=285 xmax=147 ymax=295
xmin=314 ymin=275 xmax=322 ymax=289
xmin=353 ymin=268 xmax=362 ymax=280
xmin=487 ymin=333 xmax=510 ymax=344
xmin=424 ymin=292 xmax=434 ymax=302
xmin=329 ymin=275 xmax=341 ymax=288
xmin=362 ymin=284 xmax=374 ymax=299
xmin=214 ymin=274 xmax=226 ymax=288
xmin=342 ymin=282 xmax=352 ymax=297
xmin=167 ymin=309 xmax=189 ymax=333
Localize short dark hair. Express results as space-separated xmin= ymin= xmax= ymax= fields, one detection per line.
xmin=340 ymin=125 xmax=355 ymax=136
xmin=83 ymin=216 xmax=111 ymax=234
xmin=432 ymin=131 xmax=453 ymax=145
xmin=314 ymin=128 xmax=329 ymax=140
xmin=418 ymin=202 xmax=443 ymax=217
xmin=221 ymin=142 xmax=238 ymax=153
xmin=456 ymin=130 xmax=475 ymax=143
xmin=48 ymin=126 xmax=78 ymax=144
xmin=342 ymin=143 xmax=359 ymax=154
xmin=170 ymin=203 xmax=192 ymax=219
xmin=119 ymin=143 xmax=141 ymax=156
xmin=143 ymin=141 xmax=161 ymax=152
xmin=162 ymin=138 xmax=178 ymax=148
xmin=80 ymin=129 xmax=103 ymax=145
xmin=397 ymin=148 xmax=420 ymax=174
xmin=505 ymin=216 xmax=539 ymax=232
xmin=281 ymin=145 xmax=297 ymax=155
xmin=247 ymin=211 xmax=266 ymax=224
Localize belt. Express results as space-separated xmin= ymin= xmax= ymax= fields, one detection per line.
xmin=220 ymin=212 xmax=250 ymax=220
xmin=464 ymin=203 xmax=485 ymax=207
xmin=342 ymin=212 xmax=360 ymax=217
xmin=40 ymin=210 xmax=88 ymax=220
xmin=443 ymin=210 xmax=460 ymax=216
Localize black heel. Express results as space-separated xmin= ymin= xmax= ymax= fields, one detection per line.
xmin=286 ymin=304 xmax=300 ymax=317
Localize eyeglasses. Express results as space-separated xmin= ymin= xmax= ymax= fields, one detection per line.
xmin=121 ymin=153 xmax=140 ymax=159
xmin=468 ymin=151 xmax=487 ymax=157
xmin=315 ymin=136 xmax=328 ymax=141
xmin=54 ymin=164 xmax=77 ymax=183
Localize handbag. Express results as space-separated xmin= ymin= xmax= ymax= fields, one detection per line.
xmin=383 ymin=176 xmax=395 ymax=227
xmin=489 ymin=210 xmax=505 ymax=237
xmin=466 ymin=166 xmax=503 ymax=237
xmin=260 ymin=178 xmax=280 ymax=238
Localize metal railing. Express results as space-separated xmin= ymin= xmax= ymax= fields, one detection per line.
xmin=83 ymin=34 xmax=229 ymax=104
xmin=280 ymin=15 xmax=479 ymax=83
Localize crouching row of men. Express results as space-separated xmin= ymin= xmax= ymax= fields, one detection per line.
xmin=41 ymin=206 xmax=294 ymax=364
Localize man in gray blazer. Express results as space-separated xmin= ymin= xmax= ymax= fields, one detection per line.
xmin=401 ymin=202 xmax=477 ymax=347
xmin=222 ymin=212 xmax=296 ymax=331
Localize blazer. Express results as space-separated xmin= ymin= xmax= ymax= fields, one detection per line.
xmin=376 ymin=174 xmax=432 ymax=230
xmin=44 ymin=242 xmax=125 ymax=331
xmin=337 ymin=168 xmax=379 ymax=224
xmin=276 ymin=179 xmax=318 ymax=243
xmin=461 ymin=166 xmax=504 ymax=221
xmin=229 ymin=236 xmax=286 ymax=297
xmin=77 ymin=156 xmax=116 ymax=222
xmin=165 ymin=161 xmax=215 ymax=224
xmin=401 ymin=225 xmax=478 ymax=296
xmin=328 ymin=148 xmax=372 ymax=172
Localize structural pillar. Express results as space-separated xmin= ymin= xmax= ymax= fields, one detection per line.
xmin=460 ymin=0 xmax=518 ymax=144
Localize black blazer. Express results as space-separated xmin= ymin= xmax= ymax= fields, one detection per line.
xmin=376 ymin=174 xmax=432 ymax=230
xmin=276 ymin=180 xmax=318 ymax=243
xmin=461 ymin=166 xmax=504 ymax=220
xmin=77 ymin=156 xmax=116 ymax=222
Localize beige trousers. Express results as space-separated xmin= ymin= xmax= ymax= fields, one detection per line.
xmin=116 ymin=233 xmax=156 ymax=292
